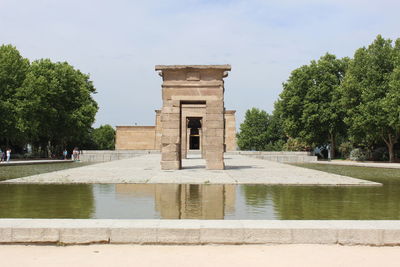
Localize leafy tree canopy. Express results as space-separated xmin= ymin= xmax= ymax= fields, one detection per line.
xmin=91 ymin=124 xmax=115 ymax=150
xmin=16 ymin=59 xmax=98 ymax=154
xmin=341 ymin=35 xmax=400 ymax=161
xmin=0 ymin=44 xmax=29 ymax=146
xmin=237 ymin=108 xmax=270 ymax=150
xmin=278 ymin=53 xmax=348 ymax=156
xmin=237 ymin=107 xmax=286 ymax=151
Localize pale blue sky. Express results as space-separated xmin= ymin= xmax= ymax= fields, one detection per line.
xmin=1 ymin=0 xmax=399 ymax=127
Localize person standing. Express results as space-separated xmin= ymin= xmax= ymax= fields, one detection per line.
xmin=6 ymin=148 xmax=11 ymax=162
xmin=0 ymin=148 xmax=4 ymax=162
xmin=63 ymin=149 xmax=68 ymax=160
xmin=72 ymin=147 xmax=79 ymax=161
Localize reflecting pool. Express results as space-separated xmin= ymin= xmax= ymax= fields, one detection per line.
xmin=1 ymin=175 xmax=400 ymax=219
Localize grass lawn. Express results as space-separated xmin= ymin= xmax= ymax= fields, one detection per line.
xmin=0 ymin=162 xmax=93 ymax=181
xmin=292 ymin=163 xmax=400 ymax=184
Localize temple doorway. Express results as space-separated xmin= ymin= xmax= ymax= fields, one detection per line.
xmin=187 ymin=117 xmax=202 ymax=151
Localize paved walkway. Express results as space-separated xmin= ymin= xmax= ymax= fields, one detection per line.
xmin=1 ymin=244 xmax=400 ymax=267
xmin=2 ymin=154 xmax=379 ymax=186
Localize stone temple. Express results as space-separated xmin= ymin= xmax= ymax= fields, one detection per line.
xmin=115 ymin=65 xmax=236 ymax=170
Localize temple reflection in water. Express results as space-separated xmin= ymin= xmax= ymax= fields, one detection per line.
xmin=115 ymin=184 xmax=235 ymax=219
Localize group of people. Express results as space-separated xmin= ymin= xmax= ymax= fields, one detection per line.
xmin=0 ymin=148 xmax=11 ymax=163
xmin=0 ymin=147 xmax=80 ymax=162
xmin=63 ymin=147 xmax=80 ymax=161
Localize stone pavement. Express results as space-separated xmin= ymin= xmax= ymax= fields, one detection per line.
xmin=2 ymin=154 xmax=379 ymax=186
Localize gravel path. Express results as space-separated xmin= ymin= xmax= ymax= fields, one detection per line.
xmin=1 ymin=244 xmax=400 ymax=267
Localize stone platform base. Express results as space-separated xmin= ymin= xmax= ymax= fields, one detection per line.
xmin=1 ymin=219 xmax=400 ymax=246
xmin=2 ymin=154 xmax=379 ymax=186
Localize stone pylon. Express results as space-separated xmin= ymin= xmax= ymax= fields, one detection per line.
xmin=156 ymin=65 xmax=231 ymax=170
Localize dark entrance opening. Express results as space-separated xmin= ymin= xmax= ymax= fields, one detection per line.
xmin=190 ymin=128 xmax=200 ymax=149
xmin=188 ymin=118 xmax=202 ymax=150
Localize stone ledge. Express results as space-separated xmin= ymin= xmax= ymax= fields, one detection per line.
xmin=155 ymin=65 xmax=231 ymax=70
xmin=1 ymin=219 xmax=400 ymax=246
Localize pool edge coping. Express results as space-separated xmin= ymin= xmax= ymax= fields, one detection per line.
xmin=1 ymin=219 xmax=400 ymax=246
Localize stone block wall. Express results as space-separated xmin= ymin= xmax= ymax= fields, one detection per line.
xmin=155 ymin=110 xmax=162 ymax=150
xmin=225 ymin=110 xmax=237 ymax=151
xmin=115 ymin=126 xmax=157 ymax=150
xmin=204 ymin=100 xmax=225 ymax=169
xmin=160 ymin=100 xmax=182 ymax=170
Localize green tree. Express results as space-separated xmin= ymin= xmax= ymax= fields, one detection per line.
xmin=17 ymin=59 xmax=98 ymax=156
xmin=264 ymin=103 xmax=287 ymax=150
xmin=237 ymin=107 xmax=287 ymax=151
xmin=279 ymin=53 xmax=348 ymax=157
xmin=0 ymin=45 xmax=29 ymax=146
xmin=341 ymin=35 xmax=400 ymax=162
xmin=92 ymin=124 xmax=115 ymax=150
xmin=237 ymin=108 xmax=270 ymax=150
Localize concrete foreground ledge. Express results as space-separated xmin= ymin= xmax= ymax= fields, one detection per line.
xmin=1 ymin=219 xmax=400 ymax=246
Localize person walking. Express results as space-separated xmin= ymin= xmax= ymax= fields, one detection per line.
xmin=6 ymin=148 xmax=11 ymax=162
xmin=74 ymin=147 xmax=80 ymax=161
xmin=76 ymin=147 xmax=80 ymax=161
xmin=63 ymin=149 xmax=68 ymax=160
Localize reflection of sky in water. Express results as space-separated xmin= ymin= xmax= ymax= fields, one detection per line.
xmin=223 ymin=186 xmax=276 ymax=220
xmin=91 ymin=184 xmax=277 ymax=220
xmin=93 ymin=184 xmax=159 ymax=219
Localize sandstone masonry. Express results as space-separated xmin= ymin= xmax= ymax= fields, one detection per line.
xmin=115 ymin=65 xmax=236 ymax=170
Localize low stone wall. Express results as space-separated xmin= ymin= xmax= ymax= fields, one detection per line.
xmin=0 ymin=160 xmax=73 ymax=167
xmin=227 ymin=151 xmax=317 ymax=163
xmin=80 ymin=150 xmax=159 ymax=162
xmin=0 ymin=219 xmax=399 ymax=246
xmin=80 ymin=150 xmax=317 ymax=163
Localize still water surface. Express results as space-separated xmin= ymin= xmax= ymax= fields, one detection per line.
xmin=1 ymin=175 xmax=400 ymax=219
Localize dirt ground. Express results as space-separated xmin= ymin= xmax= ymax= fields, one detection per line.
xmin=2 ymin=244 xmax=400 ymax=267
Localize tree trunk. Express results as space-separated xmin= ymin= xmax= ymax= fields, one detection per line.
xmin=388 ymin=140 xmax=395 ymax=163
xmin=383 ymin=133 xmax=396 ymax=163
